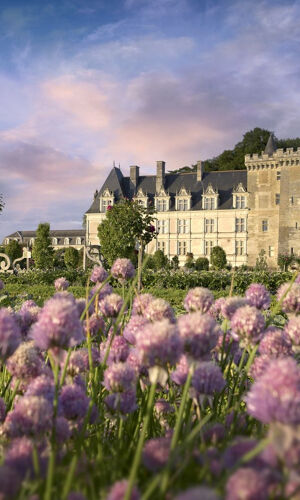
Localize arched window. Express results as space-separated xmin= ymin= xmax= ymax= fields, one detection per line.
xmin=52 ymin=238 xmax=58 ymax=245
xmin=30 ymin=238 xmax=35 ymax=246
xmin=76 ymin=237 xmax=81 ymax=245
xmin=64 ymin=238 xmax=69 ymax=245
xmin=5 ymin=238 xmax=9 ymax=245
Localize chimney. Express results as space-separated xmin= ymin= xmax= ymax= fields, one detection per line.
xmin=130 ymin=165 xmax=139 ymax=190
xmin=156 ymin=161 xmax=165 ymax=193
xmin=196 ymin=160 xmax=204 ymax=182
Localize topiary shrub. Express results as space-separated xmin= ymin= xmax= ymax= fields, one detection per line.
xmin=210 ymin=246 xmax=227 ymax=270
xmin=195 ymin=257 xmax=209 ymax=271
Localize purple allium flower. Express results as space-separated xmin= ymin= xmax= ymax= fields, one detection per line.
xmin=225 ymin=467 xmax=275 ymax=500
xmin=135 ymin=319 xmax=182 ymax=367
xmin=284 ymin=316 xmax=300 ymax=352
xmin=154 ymin=399 xmax=174 ymax=416
xmin=67 ymin=493 xmax=87 ymax=500
xmin=250 ymin=355 xmax=273 ymax=379
xmin=230 ymin=306 xmax=265 ymax=346
xmin=17 ymin=301 xmax=40 ymax=337
xmin=184 ymin=287 xmax=214 ymax=314
xmin=192 ymin=362 xmax=225 ymax=396
xmin=4 ymin=436 xmax=35 ymax=478
xmin=213 ymin=333 xmax=242 ymax=365
xmin=142 ymin=437 xmax=171 ymax=471
xmin=123 ymin=315 xmax=149 ymax=345
xmin=203 ymin=423 xmax=225 ymax=444
xmin=84 ymin=313 xmax=105 ymax=338
xmin=100 ymin=334 xmax=130 ymax=365
xmin=79 ymin=347 xmax=100 ymax=370
xmin=24 ymin=375 xmax=55 ymax=404
xmin=4 ymin=396 xmax=53 ymax=437
xmin=171 ymin=354 xmax=189 ymax=386
xmin=106 ymin=479 xmax=140 ymax=500
xmin=55 ymin=416 xmax=71 ymax=443
xmin=60 ymin=384 xmax=89 ymax=420
xmin=54 ymin=277 xmax=70 ymax=291
xmin=105 ymin=390 xmax=137 ymax=414
xmin=223 ymin=438 xmax=261 ymax=469
xmin=277 ymin=282 xmax=300 ymax=315
xmin=0 ymin=397 xmax=6 ymax=422
xmin=61 ymin=349 xmax=86 ymax=376
xmin=132 ymin=294 xmax=154 ymax=316
xmin=144 ymin=298 xmax=175 ymax=323
xmin=221 ymin=297 xmax=248 ymax=320
xmin=209 ymin=297 xmax=226 ymax=321
xmin=174 ymin=486 xmax=220 ymax=500
xmin=111 ymin=258 xmax=135 ymax=284
xmin=76 ymin=298 xmax=89 ymax=318
xmin=259 ymin=326 xmax=292 ymax=357
xmin=0 ymin=279 xmax=4 ymax=290
xmin=0 ymin=308 xmax=21 ymax=360
xmin=126 ymin=348 xmax=146 ymax=375
xmin=104 ymin=363 xmax=136 ymax=392
xmin=90 ymin=265 xmax=108 ymax=284
xmin=245 ymin=283 xmax=271 ymax=310
xmin=0 ymin=464 xmax=21 ymax=498
xmin=99 ymin=293 xmax=124 ymax=318
xmin=6 ymin=341 xmax=45 ymax=381
xmin=30 ymin=295 xmax=84 ymax=351
xmin=178 ymin=312 xmax=221 ymax=360
xmin=89 ymin=283 xmax=113 ymax=307
xmin=246 ymin=357 xmax=300 ymax=424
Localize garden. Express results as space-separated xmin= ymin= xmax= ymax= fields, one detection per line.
xmin=0 ymin=256 xmax=299 ymax=499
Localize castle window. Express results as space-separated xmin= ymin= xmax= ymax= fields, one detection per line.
xmin=178 ymin=219 xmax=188 ymax=234
xmin=276 ymin=171 xmax=281 ymax=180
xmin=156 ymin=199 xmax=167 ymax=212
xmin=291 ymin=247 xmax=294 ymax=255
xmin=203 ymin=197 xmax=215 ymax=210
xmin=289 ymin=196 xmax=294 ymax=206
xmin=157 ymin=220 xmax=167 ymax=234
xmin=157 ymin=241 xmax=166 ymax=253
xmin=235 ymin=240 xmax=244 ymax=256
xmin=177 ymin=199 xmax=188 ymax=211
xmin=64 ymin=238 xmax=69 ymax=245
xmin=262 ymin=220 xmax=268 ymax=232
xmin=5 ymin=238 xmax=9 ymax=245
xmin=235 ymin=196 xmax=246 ymax=209
xmin=275 ymin=194 xmax=280 ymax=205
xmin=52 ymin=238 xmax=57 ymax=245
xmin=296 ymin=222 xmax=298 ymax=229
xmin=205 ymin=219 xmax=215 ymax=233
xmin=30 ymin=238 xmax=35 ymax=246
xmin=178 ymin=241 xmax=187 ymax=255
xmin=204 ymin=240 xmax=213 ymax=256
xmin=76 ymin=237 xmax=81 ymax=245
xmin=235 ymin=218 xmax=245 ymax=232
xmin=269 ymin=246 xmax=274 ymax=257
xmin=102 ymin=199 xmax=113 ymax=212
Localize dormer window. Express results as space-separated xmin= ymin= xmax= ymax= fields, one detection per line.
xmin=64 ymin=238 xmax=69 ymax=245
xmin=232 ymin=183 xmax=248 ymax=209
xmin=134 ymin=188 xmax=148 ymax=208
xmin=175 ymin=187 xmax=191 ymax=211
xmin=100 ymin=188 xmax=114 ymax=212
xmin=29 ymin=238 xmax=35 ymax=246
xmin=202 ymin=184 xmax=219 ymax=210
xmin=76 ymin=237 xmax=82 ymax=245
xmin=52 ymin=238 xmax=57 ymax=245
xmin=155 ymin=187 xmax=170 ymax=212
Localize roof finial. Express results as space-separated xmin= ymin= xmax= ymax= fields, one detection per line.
xmin=264 ymin=133 xmax=277 ymax=155
xmin=113 ymin=160 xmax=116 ymax=168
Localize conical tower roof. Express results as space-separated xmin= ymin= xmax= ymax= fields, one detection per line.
xmin=264 ymin=133 xmax=277 ymax=155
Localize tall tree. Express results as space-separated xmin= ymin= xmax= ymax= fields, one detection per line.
xmin=64 ymin=247 xmax=80 ymax=269
xmin=98 ymin=199 xmax=156 ymax=267
xmin=32 ymin=223 xmax=54 ymax=269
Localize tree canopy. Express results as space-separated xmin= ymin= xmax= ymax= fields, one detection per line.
xmin=98 ymin=199 xmax=156 ymax=267
xmin=4 ymin=240 xmax=22 ymax=263
xmin=170 ymin=127 xmax=300 ymax=173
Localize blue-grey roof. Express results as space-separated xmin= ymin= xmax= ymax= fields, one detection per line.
xmin=86 ymin=168 xmax=247 ymax=213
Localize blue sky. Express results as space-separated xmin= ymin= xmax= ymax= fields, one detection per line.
xmin=1 ymin=0 xmax=300 ymax=241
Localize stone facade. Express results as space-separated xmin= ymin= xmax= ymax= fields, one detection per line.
xmin=85 ymin=134 xmax=300 ymax=267
xmin=2 ymin=230 xmax=85 ymax=251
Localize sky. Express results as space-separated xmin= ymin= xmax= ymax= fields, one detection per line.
xmin=1 ymin=0 xmax=300 ymax=241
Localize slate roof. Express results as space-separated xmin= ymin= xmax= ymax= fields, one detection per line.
xmin=264 ymin=134 xmax=277 ymax=155
xmin=86 ymin=167 xmax=247 ymax=213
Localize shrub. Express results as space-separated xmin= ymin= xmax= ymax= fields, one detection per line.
xmin=153 ymin=250 xmax=168 ymax=270
xmin=32 ymin=223 xmax=54 ymax=269
xmin=210 ymin=246 xmax=226 ymax=270
xmin=171 ymin=255 xmax=179 ymax=270
xmin=255 ymin=249 xmax=268 ymax=271
xmin=278 ymin=253 xmax=294 ymax=271
xmin=195 ymin=257 xmax=209 ymax=271
xmin=64 ymin=247 xmax=80 ymax=269
xmin=4 ymin=240 xmax=22 ymax=263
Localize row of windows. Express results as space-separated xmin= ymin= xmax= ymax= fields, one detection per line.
xmin=4 ymin=238 xmax=84 ymax=246
xmin=157 ymin=240 xmax=246 ymax=256
xmin=157 ymin=218 xmax=248 ymax=234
